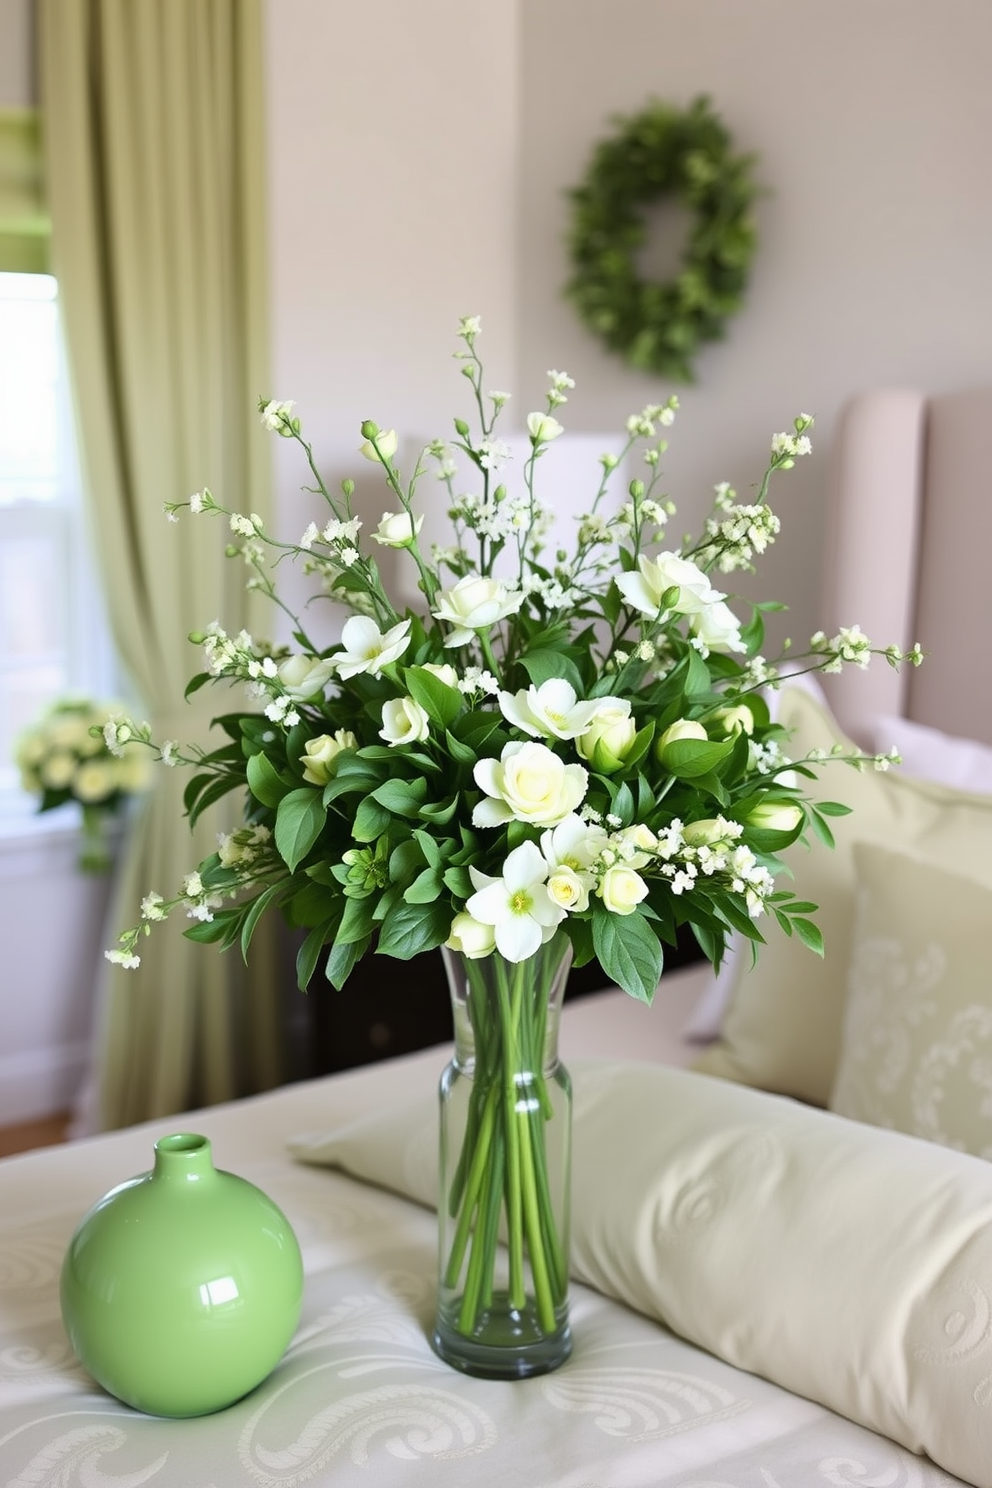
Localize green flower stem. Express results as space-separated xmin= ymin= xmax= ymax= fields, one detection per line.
xmin=498 ymin=972 xmax=526 ymax=1310
xmin=442 ymin=936 xmax=570 ymax=1341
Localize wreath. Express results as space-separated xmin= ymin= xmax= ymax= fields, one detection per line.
xmin=565 ymin=97 xmax=759 ymax=381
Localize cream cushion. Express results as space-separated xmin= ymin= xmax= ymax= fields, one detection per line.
xmin=291 ymin=1060 xmax=992 ymax=1487
xmin=692 ymin=686 xmax=992 ymax=1105
xmin=830 ymin=844 xmax=992 ymax=1155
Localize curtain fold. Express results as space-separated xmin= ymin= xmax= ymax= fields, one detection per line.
xmin=38 ymin=0 xmax=287 ymax=1128
xmin=0 ymin=109 xmax=50 ymax=273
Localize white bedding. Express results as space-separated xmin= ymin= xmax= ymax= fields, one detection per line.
xmin=0 ymin=972 xmax=972 ymax=1487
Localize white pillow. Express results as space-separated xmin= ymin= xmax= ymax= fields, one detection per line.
xmin=867 ymin=712 xmax=992 ymax=793
xmin=830 ymin=843 xmax=992 ymax=1156
xmin=292 ymin=1060 xmax=992 ymax=1488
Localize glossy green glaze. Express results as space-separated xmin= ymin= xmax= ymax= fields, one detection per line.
xmin=60 ymin=1133 xmax=303 ymax=1417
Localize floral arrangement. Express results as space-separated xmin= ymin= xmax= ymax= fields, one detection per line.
xmin=16 ymin=696 xmax=151 ymax=872
xmin=104 ymin=315 xmax=916 ymax=997
xmin=101 ymin=316 xmax=920 ymax=1370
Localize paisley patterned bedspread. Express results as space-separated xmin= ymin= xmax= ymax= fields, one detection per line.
xmin=0 ymin=982 xmax=971 ymax=1487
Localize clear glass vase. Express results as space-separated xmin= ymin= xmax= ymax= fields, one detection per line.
xmin=432 ymin=930 xmax=573 ymax=1379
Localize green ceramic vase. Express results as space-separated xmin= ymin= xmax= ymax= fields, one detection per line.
xmin=60 ymin=1132 xmax=303 ymax=1417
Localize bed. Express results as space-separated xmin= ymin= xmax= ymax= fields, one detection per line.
xmin=2 ymin=386 xmax=992 ymax=1487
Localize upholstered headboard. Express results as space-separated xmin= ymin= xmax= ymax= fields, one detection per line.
xmin=820 ymin=385 xmax=992 ymax=747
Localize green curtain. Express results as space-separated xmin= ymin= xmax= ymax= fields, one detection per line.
xmin=0 ymin=109 xmax=50 ymax=272
xmin=38 ymin=0 xmax=287 ymax=1128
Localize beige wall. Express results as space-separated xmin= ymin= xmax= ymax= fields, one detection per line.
xmin=264 ymin=0 xmax=992 ymax=648
xmin=263 ymin=0 xmax=521 ymax=637
xmin=517 ymin=0 xmax=992 ymax=645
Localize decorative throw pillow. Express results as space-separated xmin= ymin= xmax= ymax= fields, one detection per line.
xmin=291 ymin=1059 xmax=992 ymax=1488
xmin=830 ymin=844 xmax=992 ymax=1156
xmin=865 ymin=713 xmax=992 ymax=794
xmin=692 ymin=687 xmax=992 ymax=1106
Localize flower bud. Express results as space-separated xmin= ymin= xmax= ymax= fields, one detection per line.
xmin=445 ymin=911 xmax=496 ymax=959
xmin=373 ymin=509 xmax=423 ymax=548
xmin=743 ymin=800 xmax=803 ymax=833
xmin=299 ymin=730 xmax=358 ymax=785
xmin=358 ymin=427 xmax=398 ymax=462
xmin=576 ymin=705 xmax=637 ymax=773
xmin=712 ymin=704 xmax=754 ymax=737
xmin=658 ymin=718 xmax=707 ymax=751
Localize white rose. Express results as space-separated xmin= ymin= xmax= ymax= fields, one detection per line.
xmin=547 ymin=866 xmax=590 ymax=912
xmin=432 ymin=575 xmax=523 ymax=647
xmin=372 ymin=510 xmax=424 ymax=548
xmin=473 ymin=741 xmax=587 ymax=828
xmin=692 ymin=598 xmax=746 ymax=655
xmin=379 ymin=696 xmax=431 ymax=747
xmin=616 ymin=552 xmax=718 ymax=618
xmin=299 ymin=730 xmax=358 ymax=784
xmin=277 ymin=653 xmax=337 ymax=700
xmin=597 ymin=864 xmax=649 ymax=915
xmin=445 ymin=911 xmax=496 ymax=960
xmin=575 ymin=701 xmax=636 ymax=772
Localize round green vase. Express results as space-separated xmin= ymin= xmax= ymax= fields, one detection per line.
xmin=60 ymin=1132 xmax=303 ymax=1417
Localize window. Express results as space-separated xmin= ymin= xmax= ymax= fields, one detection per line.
xmin=0 ymin=271 xmax=116 ymax=818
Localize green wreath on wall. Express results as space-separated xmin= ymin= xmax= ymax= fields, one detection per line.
xmin=565 ymin=96 xmax=760 ymax=382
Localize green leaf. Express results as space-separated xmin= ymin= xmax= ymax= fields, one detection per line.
xmin=296 ymin=922 xmax=332 ymax=990
xmin=184 ymin=914 xmax=236 ymax=946
xmin=336 ymin=892 xmax=378 ymax=945
xmin=418 ymin=795 xmax=459 ymax=825
xmin=808 ymin=811 xmax=836 ymax=849
xmin=442 ymin=864 xmax=472 ymax=898
xmin=352 ymin=796 xmax=392 ymax=841
xmin=591 ymin=909 xmax=663 ymax=1004
xmin=684 ymin=647 xmax=712 ymax=698
xmin=404 ymin=667 xmax=463 ymax=728
xmin=660 ymin=736 xmax=734 ymax=779
xmin=410 ymin=829 xmax=442 ymax=869
xmin=390 ymin=838 xmax=427 ymax=879
xmin=274 ymin=788 xmax=326 ymax=872
xmin=372 ymin=777 xmax=429 ymax=817
xmin=239 ymin=882 xmax=284 ymax=960
xmin=325 ymin=933 xmax=371 ymax=990
xmin=404 ymin=867 xmax=444 ymax=904
xmin=247 ymin=751 xmax=292 ymax=809
xmin=375 ymin=899 xmax=450 ymax=959
xmin=184 ymin=671 xmax=212 ymax=699
xmin=792 ymin=917 xmax=825 ymax=956
xmin=815 ymin=800 xmax=853 ymax=817
xmin=517 ymin=650 xmax=586 ymax=695
xmin=444 ymin=728 xmax=478 ymax=767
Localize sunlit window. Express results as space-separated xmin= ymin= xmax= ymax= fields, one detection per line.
xmin=0 ymin=272 xmax=115 ymax=816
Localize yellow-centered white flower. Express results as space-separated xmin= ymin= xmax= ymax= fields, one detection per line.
xmin=432 ymin=575 xmax=523 ymax=648
xmin=379 ymin=695 xmax=430 ymax=747
xmin=473 ymin=741 xmax=587 ymax=828
xmin=331 ymin=615 xmax=412 ymax=679
xmin=498 ymin=678 xmax=604 ymax=740
xmin=466 ymin=841 xmax=566 ymax=961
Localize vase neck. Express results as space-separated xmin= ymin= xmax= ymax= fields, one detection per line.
xmin=442 ymin=934 xmax=572 ymax=1076
xmin=152 ymin=1133 xmax=217 ymax=1183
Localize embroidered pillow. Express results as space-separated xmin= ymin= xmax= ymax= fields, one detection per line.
xmin=830 ymin=844 xmax=992 ymax=1155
